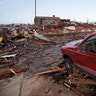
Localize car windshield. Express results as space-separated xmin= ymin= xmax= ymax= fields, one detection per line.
xmin=80 ymin=35 xmax=96 ymax=54
xmin=88 ymin=35 xmax=96 ymax=41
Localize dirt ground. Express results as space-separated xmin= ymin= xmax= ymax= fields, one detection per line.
xmin=0 ymin=32 xmax=96 ymax=96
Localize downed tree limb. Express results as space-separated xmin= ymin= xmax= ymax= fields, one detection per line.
xmin=0 ymin=66 xmax=29 ymax=80
xmin=32 ymin=68 xmax=64 ymax=76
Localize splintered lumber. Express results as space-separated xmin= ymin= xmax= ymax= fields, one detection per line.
xmin=32 ymin=68 xmax=64 ymax=76
xmin=1 ymin=53 xmax=17 ymax=58
xmin=66 ymin=78 xmax=96 ymax=85
xmin=9 ymin=69 xmax=17 ymax=75
xmin=60 ymin=78 xmax=96 ymax=86
xmin=63 ymin=83 xmax=85 ymax=96
xmin=15 ymin=38 xmax=27 ymax=43
xmin=0 ymin=66 xmax=29 ymax=80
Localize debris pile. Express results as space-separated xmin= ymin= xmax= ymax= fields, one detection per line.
xmin=0 ymin=25 xmax=96 ymax=96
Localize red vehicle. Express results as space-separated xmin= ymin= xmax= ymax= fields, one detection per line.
xmin=61 ymin=32 xmax=96 ymax=78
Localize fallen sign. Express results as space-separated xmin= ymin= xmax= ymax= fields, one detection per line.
xmin=32 ymin=68 xmax=64 ymax=76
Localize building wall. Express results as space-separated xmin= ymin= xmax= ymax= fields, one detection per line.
xmin=34 ymin=16 xmax=61 ymax=29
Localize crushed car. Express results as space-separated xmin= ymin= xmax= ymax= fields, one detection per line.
xmin=61 ymin=32 xmax=96 ymax=79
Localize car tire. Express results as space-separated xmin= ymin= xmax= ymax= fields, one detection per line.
xmin=64 ymin=58 xmax=73 ymax=75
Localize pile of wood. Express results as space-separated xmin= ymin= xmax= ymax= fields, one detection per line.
xmin=0 ymin=66 xmax=29 ymax=80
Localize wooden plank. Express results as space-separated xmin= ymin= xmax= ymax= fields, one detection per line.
xmin=32 ymin=68 xmax=64 ymax=76
xmin=0 ymin=66 xmax=29 ymax=80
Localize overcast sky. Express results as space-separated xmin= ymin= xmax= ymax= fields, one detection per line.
xmin=0 ymin=0 xmax=96 ymax=24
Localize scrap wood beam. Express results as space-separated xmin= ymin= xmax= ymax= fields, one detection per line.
xmin=0 ymin=66 xmax=29 ymax=80
xmin=32 ymin=68 xmax=64 ymax=76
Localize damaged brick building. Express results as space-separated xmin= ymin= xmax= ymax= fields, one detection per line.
xmin=34 ymin=15 xmax=71 ymax=29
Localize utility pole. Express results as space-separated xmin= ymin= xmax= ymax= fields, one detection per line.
xmin=35 ymin=0 xmax=36 ymax=26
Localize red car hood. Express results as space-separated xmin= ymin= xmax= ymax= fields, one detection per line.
xmin=64 ymin=39 xmax=83 ymax=48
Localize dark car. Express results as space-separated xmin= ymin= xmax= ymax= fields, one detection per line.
xmin=61 ymin=32 xmax=96 ymax=78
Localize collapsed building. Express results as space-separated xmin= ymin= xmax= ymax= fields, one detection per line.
xmin=34 ymin=15 xmax=72 ymax=30
xmin=34 ymin=15 xmax=96 ymax=33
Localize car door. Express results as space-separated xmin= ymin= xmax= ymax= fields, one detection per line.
xmin=75 ymin=35 xmax=96 ymax=73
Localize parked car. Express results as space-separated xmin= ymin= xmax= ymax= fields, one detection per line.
xmin=61 ymin=32 xmax=96 ymax=78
